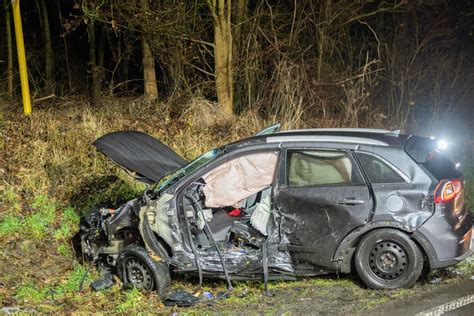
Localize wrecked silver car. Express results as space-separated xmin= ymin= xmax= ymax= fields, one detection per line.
xmin=79 ymin=126 xmax=472 ymax=298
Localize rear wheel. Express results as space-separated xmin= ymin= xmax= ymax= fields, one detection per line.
xmin=116 ymin=245 xmax=171 ymax=299
xmin=354 ymin=229 xmax=423 ymax=289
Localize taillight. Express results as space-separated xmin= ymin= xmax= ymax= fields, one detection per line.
xmin=434 ymin=179 xmax=462 ymax=204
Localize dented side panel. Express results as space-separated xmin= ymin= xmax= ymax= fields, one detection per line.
xmin=275 ymin=185 xmax=372 ymax=268
xmin=332 ymin=147 xmax=435 ymax=268
xmin=274 ymin=146 xmax=373 ymax=269
xmin=355 ymin=146 xmax=434 ymax=231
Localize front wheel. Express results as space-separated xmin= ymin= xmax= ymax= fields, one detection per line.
xmin=354 ymin=229 xmax=423 ymax=289
xmin=116 ymin=245 xmax=171 ymax=299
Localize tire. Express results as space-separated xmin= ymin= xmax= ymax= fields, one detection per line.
xmin=116 ymin=245 xmax=171 ymax=299
xmin=354 ymin=229 xmax=423 ymax=289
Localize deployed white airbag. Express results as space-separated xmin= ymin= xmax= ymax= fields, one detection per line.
xmin=250 ymin=194 xmax=272 ymax=236
xmin=202 ymin=152 xmax=278 ymax=208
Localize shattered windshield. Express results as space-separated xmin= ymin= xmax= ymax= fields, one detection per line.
xmin=156 ymin=147 xmax=224 ymax=192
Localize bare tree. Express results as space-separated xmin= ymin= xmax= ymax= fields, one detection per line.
xmin=56 ymin=0 xmax=72 ymax=92
xmin=4 ymin=0 xmax=14 ymax=100
xmin=207 ymin=0 xmax=234 ymax=116
xmin=37 ymin=0 xmax=54 ymax=90
xmin=141 ymin=0 xmax=158 ymax=101
xmin=88 ymin=23 xmax=100 ymax=101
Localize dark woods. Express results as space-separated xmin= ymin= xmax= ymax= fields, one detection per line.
xmin=1 ymin=0 xmax=473 ymax=134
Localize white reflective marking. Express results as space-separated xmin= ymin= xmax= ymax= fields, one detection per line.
xmin=415 ymin=294 xmax=474 ymax=316
xmin=267 ymin=135 xmax=389 ymax=146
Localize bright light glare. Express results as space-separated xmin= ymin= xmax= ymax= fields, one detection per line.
xmin=437 ymin=140 xmax=448 ymax=151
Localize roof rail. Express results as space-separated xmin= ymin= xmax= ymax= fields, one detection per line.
xmin=388 ymin=129 xmax=401 ymax=136
xmin=267 ymin=135 xmax=389 ymax=146
xmin=281 ymin=128 xmax=391 ymax=134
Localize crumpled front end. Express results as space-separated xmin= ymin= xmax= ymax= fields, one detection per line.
xmin=79 ymin=197 xmax=143 ymax=267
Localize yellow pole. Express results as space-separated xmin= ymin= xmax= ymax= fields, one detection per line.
xmin=11 ymin=0 xmax=32 ymax=115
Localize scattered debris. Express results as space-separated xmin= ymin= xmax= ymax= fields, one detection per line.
xmin=91 ymin=270 xmax=114 ymax=291
xmin=164 ymin=290 xmax=201 ymax=307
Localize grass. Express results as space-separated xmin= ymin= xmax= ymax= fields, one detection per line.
xmin=0 ymin=195 xmax=66 ymax=239
xmin=57 ymin=243 xmax=73 ymax=257
xmin=0 ymin=186 xmax=21 ymax=212
xmin=57 ymin=264 xmax=93 ymax=294
xmin=54 ymin=206 xmax=80 ymax=240
xmin=15 ymin=284 xmax=49 ymax=304
xmin=116 ymin=288 xmax=145 ymax=313
xmin=452 ymin=256 xmax=474 ymax=274
xmin=27 ymin=195 xmax=57 ymax=238
xmin=13 ymin=264 xmax=94 ymax=308
xmin=0 ymin=215 xmax=22 ymax=236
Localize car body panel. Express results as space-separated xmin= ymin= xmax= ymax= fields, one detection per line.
xmin=275 ymin=185 xmax=372 ymax=268
xmin=93 ymin=131 xmax=187 ymax=183
xmin=355 ymin=145 xmax=434 ymax=228
xmin=413 ymin=194 xmax=472 ymax=268
xmin=274 ymin=146 xmax=373 ymax=269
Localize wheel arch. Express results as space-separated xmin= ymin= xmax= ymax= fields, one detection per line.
xmin=334 ymin=221 xmax=433 ymax=273
xmin=116 ymin=244 xmax=171 ymax=298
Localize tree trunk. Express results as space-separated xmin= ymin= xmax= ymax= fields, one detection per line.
xmin=141 ymin=0 xmax=158 ymax=101
xmin=232 ymin=0 xmax=247 ymax=112
xmin=233 ymin=0 xmax=246 ymax=58
xmin=4 ymin=0 xmax=13 ymax=100
xmin=97 ymin=25 xmax=106 ymax=92
xmin=87 ymin=22 xmax=100 ymax=102
xmin=316 ymin=0 xmax=332 ymax=82
xmin=121 ymin=36 xmax=132 ymax=92
xmin=208 ymin=0 xmax=234 ymax=116
xmin=98 ymin=26 xmax=106 ymax=68
xmin=56 ymin=0 xmax=72 ymax=92
xmin=39 ymin=0 xmax=54 ymax=90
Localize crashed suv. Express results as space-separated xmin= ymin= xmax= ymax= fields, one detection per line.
xmin=79 ymin=126 xmax=472 ymax=297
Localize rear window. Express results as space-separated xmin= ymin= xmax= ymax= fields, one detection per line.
xmin=356 ymin=153 xmax=406 ymax=184
xmin=405 ymin=136 xmax=461 ymax=180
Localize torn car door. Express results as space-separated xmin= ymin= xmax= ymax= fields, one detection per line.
xmin=274 ymin=149 xmax=373 ymax=268
xmin=93 ymin=131 xmax=187 ymax=184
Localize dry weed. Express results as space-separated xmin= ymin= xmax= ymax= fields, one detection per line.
xmin=179 ymin=96 xmax=230 ymax=129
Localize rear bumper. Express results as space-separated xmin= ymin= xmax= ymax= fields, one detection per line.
xmin=412 ymin=208 xmax=472 ymax=269
xmin=430 ymin=247 xmax=472 ymax=269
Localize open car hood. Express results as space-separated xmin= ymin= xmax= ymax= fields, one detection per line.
xmin=93 ymin=131 xmax=187 ymax=184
